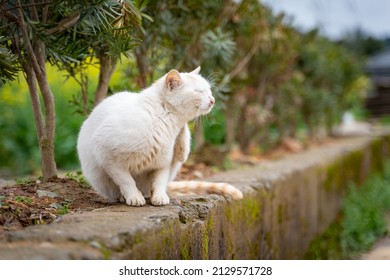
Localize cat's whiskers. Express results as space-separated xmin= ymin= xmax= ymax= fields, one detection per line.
xmin=206 ymin=73 xmax=217 ymax=88
xmin=194 ymin=115 xmax=203 ymax=130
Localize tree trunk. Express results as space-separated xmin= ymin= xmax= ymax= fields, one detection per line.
xmin=135 ymin=44 xmax=149 ymax=89
xmin=17 ymin=2 xmax=57 ymax=180
xmin=225 ymin=97 xmax=236 ymax=151
xmin=33 ymin=44 xmax=58 ymax=180
xmin=237 ymin=103 xmax=250 ymax=154
xmin=94 ymin=55 xmax=117 ymax=106
xmin=80 ymin=70 xmax=89 ymax=116
xmin=23 ymin=63 xmax=44 ymax=141
xmin=22 ymin=52 xmax=57 ymax=180
xmin=194 ymin=121 xmax=205 ymax=151
xmin=304 ymin=113 xmax=315 ymax=139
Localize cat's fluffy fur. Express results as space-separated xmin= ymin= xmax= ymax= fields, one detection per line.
xmin=77 ymin=67 xmax=243 ymax=206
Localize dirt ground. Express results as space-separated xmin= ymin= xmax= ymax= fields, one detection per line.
xmin=0 ymin=177 xmax=109 ymax=233
xmin=0 ymin=162 xmax=215 ymax=235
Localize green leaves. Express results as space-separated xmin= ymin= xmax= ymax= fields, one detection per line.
xmin=341 ymin=169 xmax=390 ymax=254
xmin=201 ymin=28 xmax=236 ymax=68
xmin=306 ymin=160 xmax=390 ymax=259
xmin=0 ymin=37 xmax=19 ymax=87
xmin=297 ymin=33 xmax=367 ymax=134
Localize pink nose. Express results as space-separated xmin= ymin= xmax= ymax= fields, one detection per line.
xmin=210 ymin=97 xmax=215 ymax=105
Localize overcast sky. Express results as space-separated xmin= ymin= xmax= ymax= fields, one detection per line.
xmin=261 ymin=0 xmax=390 ymax=39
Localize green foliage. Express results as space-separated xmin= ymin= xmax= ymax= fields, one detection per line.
xmin=0 ymin=37 xmax=19 ymax=87
xmin=305 ymin=219 xmax=344 ymax=260
xmin=15 ymin=196 xmax=31 ymax=205
xmin=65 ymin=170 xmax=91 ymax=188
xmin=0 ymin=0 xmax=145 ymax=178
xmin=226 ymin=8 xmax=368 ymax=150
xmin=123 ymin=0 xmax=237 ymax=87
xmin=377 ymin=115 xmax=390 ymax=126
xmin=339 ymin=28 xmax=388 ymax=56
xmin=341 ymin=170 xmax=390 ymax=254
xmin=202 ymin=107 xmax=226 ymax=145
xmin=0 ymin=69 xmax=87 ymax=176
xmin=306 ymin=161 xmax=390 ymax=259
xmin=0 ymin=195 xmax=5 ymax=207
xmin=201 ymin=28 xmax=236 ymax=69
xmin=0 ymin=94 xmax=82 ymax=176
xmin=25 ymin=0 xmax=144 ymax=71
xmin=0 ymin=96 xmax=40 ymax=176
xmin=0 ymin=0 xmax=372 ymax=176
xmin=57 ymin=203 xmax=69 ymax=215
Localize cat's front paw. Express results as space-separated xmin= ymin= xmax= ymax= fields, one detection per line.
xmin=125 ymin=191 xmax=146 ymax=207
xmin=151 ymin=192 xmax=170 ymax=206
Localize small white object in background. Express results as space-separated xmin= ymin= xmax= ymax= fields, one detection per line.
xmin=332 ymin=111 xmax=372 ymax=137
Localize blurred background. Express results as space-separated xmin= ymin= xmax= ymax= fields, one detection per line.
xmin=1 ymin=0 xmax=390 ymax=178
xmin=263 ymin=0 xmax=390 ymax=40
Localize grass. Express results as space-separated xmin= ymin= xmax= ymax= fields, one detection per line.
xmin=306 ymin=160 xmax=390 ymax=259
xmin=57 ymin=204 xmax=69 ymax=215
xmin=65 ymin=170 xmax=91 ymax=188
xmin=0 ymin=195 xmax=5 ymax=207
xmin=15 ymin=196 xmax=31 ymax=205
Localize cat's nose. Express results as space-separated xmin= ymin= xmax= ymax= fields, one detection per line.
xmin=209 ymin=96 xmax=215 ymax=106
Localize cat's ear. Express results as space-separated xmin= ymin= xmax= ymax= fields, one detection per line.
xmin=190 ymin=66 xmax=201 ymax=75
xmin=165 ymin=69 xmax=183 ymax=91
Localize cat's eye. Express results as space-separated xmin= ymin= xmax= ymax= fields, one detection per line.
xmin=195 ymin=90 xmax=205 ymax=94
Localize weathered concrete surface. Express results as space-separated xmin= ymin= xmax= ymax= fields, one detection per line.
xmin=1 ymin=133 xmax=390 ymax=259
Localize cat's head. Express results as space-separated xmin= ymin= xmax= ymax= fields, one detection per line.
xmin=162 ymin=67 xmax=215 ymax=119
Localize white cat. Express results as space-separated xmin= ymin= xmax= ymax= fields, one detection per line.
xmin=77 ymin=67 xmax=243 ymax=206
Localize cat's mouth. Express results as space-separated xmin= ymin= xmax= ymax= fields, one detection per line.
xmin=197 ymin=103 xmax=214 ymax=115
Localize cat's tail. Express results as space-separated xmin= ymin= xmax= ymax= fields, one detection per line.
xmin=167 ymin=181 xmax=243 ymax=200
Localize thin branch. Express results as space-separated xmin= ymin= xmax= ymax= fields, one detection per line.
xmin=46 ymin=11 xmax=80 ymax=35
xmin=0 ymin=8 xmax=18 ymax=23
xmin=31 ymin=0 xmax=39 ymax=21
xmin=15 ymin=0 xmax=42 ymax=76
xmin=0 ymin=22 xmax=17 ymax=30
xmin=5 ymin=1 xmax=52 ymax=11
xmin=228 ymin=35 xmax=261 ymax=80
xmin=42 ymin=2 xmax=49 ymax=22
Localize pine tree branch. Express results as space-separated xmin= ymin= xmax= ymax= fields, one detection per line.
xmin=46 ymin=11 xmax=80 ymax=35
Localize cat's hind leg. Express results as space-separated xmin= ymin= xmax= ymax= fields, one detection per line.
xmin=104 ymin=165 xmax=146 ymax=206
xmin=84 ymin=165 xmax=122 ymax=203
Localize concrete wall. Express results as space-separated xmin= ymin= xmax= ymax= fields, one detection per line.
xmin=1 ymin=134 xmax=389 ymax=259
